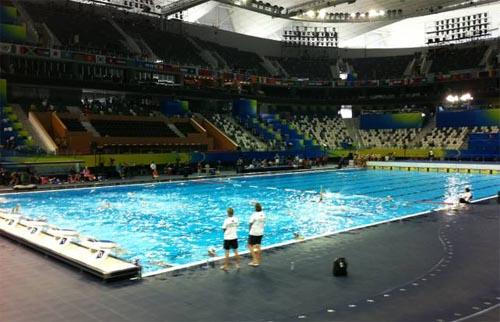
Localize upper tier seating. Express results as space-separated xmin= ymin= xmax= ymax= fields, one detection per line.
xmin=119 ymin=18 xmax=206 ymax=66
xmin=290 ymin=115 xmax=351 ymax=149
xmin=210 ymin=114 xmax=266 ymax=151
xmin=81 ymin=98 xmax=156 ymax=117
xmin=349 ymin=55 xmax=414 ymax=80
xmin=275 ymin=57 xmax=335 ymax=80
xmin=421 ymin=127 xmax=468 ymax=149
xmin=360 ymin=128 xmax=421 ymax=148
xmin=198 ymin=40 xmax=268 ymax=75
xmin=421 ymin=126 xmax=499 ymax=149
xmin=22 ymin=0 xmax=128 ymax=56
xmin=429 ymin=45 xmax=488 ymax=73
xmin=174 ymin=122 xmax=199 ymax=136
xmin=91 ymin=120 xmax=179 ymax=137
xmin=60 ymin=118 xmax=86 ymax=132
xmin=470 ymin=125 xmax=499 ymax=134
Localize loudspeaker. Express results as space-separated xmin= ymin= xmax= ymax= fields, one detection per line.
xmin=333 ymin=257 xmax=348 ymax=276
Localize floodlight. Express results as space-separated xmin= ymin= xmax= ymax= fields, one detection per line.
xmin=446 ymin=94 xmax=459 ymax=103
xmin=460 ymin=93 xmax=473 ymax=101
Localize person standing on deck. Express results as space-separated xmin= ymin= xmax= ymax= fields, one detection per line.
xmin=221 ymin=208 xmax=240 ymax=271
xmin=248 ymin=203 xmax=266 ymax=267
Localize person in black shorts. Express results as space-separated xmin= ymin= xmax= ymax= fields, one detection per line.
xmin=221 ymin=208 xmax=240 ymax=271
xmin=248 ymin=203 xmax=266 ymax=267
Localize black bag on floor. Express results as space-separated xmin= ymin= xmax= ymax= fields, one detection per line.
xmin=333 ymin=257 xmax=348 ymax=276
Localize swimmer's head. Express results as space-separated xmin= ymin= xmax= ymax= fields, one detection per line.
xmin=465 ymin=187 xmax=470 ymax=192
xmin=255 ymin=203 xmax=262 ymax=212
xmin=227 ymin=208 xmax=234 ymax=217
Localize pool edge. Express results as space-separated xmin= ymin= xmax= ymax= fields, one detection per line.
xmin=141 ymin=194 xmax=498 ymax=278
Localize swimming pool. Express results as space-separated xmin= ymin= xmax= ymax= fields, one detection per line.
xmin=1 ymin=169 xmax=499 ymax=273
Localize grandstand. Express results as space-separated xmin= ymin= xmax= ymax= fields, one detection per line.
xmin=0 ymin=0 xmax=499 ymax=321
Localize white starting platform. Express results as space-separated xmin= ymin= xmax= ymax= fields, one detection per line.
xmin=367 ymin=161 xmax=500 ymax=174
xmin=0 ymin=211 xmax=141 ymax=281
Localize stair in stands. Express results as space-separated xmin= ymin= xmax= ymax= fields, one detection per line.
xmin=410 ymin=114 xmax=436 ymax=148
xmin=168 ymin=123 xmax=185 ymax=138
xmin=66 ymin=106 xmax=101 ymax=138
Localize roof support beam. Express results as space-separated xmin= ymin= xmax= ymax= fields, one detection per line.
xmin=161 ymin=0 xmax=209 ymax=16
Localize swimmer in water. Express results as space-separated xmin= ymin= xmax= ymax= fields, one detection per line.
xmin=386 ymin=195 xmax=393 ymax=202
xmin=318 ymin=186 xmax=324 ymax=203
xmin=98 ymin=201 xmax=111 ymax=210
xmin=459 ymin=187 xmax=473 ymax=204
xmin=293 ymin=233 xmax=304 ymax=240
xmin=207 ymin=247 xmax=217 ymax=257
xmin=11 ymin=204 xmax=20 ymax=214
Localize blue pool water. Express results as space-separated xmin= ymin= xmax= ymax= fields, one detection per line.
xmin=1 ymin=169 xmax=499 ymax=273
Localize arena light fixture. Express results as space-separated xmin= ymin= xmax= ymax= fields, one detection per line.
xmin=460 ymin=93 xmax=473 ymax=102
xmin=306 ymin=10 xmax=316 ymax=18
xmin=446 ymin=94 xmax=459 ymax=103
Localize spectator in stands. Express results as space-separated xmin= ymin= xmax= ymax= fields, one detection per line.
xmin=216 ymin=161 xmax=222 ymax=174
xmin=236 ymin=158 xmax=244 ymax=173
xmin=0 ymin=167 xmax=9 ymax=186
xmin=428 ymin=149 xmax=434 ymax=161
xmin=82 ymin=167 xmax=96 ymax=181
xmin=150 ymin=162 xmax=158 ymax=179
xmin=115 ymin=163 xmax=124 ymax=179
xmin=9 ymin=172 xmax=20 ymax=186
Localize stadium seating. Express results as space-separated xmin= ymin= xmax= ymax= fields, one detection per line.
xmin=174 ymin=122 xmax=199 ymax=136
xmin=90 ymin=119 xmax=179 ymax=137
xmin=197 ymin=40 xmax=268 ymax=75
xmin=118 ymin=18 xmax=206 ymax=66
xmin=421 ymin=126 xmax=499 ymax=149
xmin=60 ymin=118 xmax=86 ymax=132
xmin=1 ymin=106 xmax=32 ymax=151
xmin=420 ymin=127 xmax=468 ymax=149
xmin=210 ymin=114 xmax=267 ymax=151
xmin=360 ymin=128 xmax=421 ymax=148
xmin=349 ymin=55 xmax=414 ymax=80
xmin=471 ymin=125 xmax=499 ymax=134
xmin=274 ymin=57 xmax=335 ymax=80
xmin=81 ymin=97 xmax=156 ymax=117
xmin=428 ymin=45 xmax=488 ymax=73
xmin=22 ymin=0 xmax=128 ymax=56
xmin=290 ymin=115 xmax=351 ymax=149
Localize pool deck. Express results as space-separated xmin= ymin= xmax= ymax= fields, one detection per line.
xmin=1 ymin=197 xmax=499 ymax=321
xmin=0 ymin=165 xmax=336 ymax=194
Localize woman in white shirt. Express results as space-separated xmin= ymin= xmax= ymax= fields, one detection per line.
xmin=248 ymin=203 xmax=265 ymax=267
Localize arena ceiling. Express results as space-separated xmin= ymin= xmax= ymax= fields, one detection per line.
xmin=154 ymin=0 xmax=499 ymax=42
